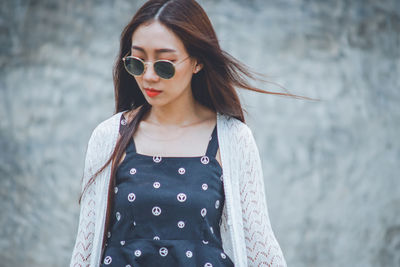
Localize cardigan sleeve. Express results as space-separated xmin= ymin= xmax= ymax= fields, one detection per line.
xmin=239 ymin=126 xmax=287 ymax=267
xmin=70 ymin=128 xmax=99 ymax=267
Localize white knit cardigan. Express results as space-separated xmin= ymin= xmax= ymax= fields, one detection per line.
xmin=70 ymin=111 xmax=287 ymax=267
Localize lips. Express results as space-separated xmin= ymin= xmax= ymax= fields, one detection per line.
xmin=145 ymin=88 xmax=162 ymax=97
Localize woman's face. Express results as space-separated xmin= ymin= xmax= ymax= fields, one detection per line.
xmin=129 ymin=20 xmax=199 ymax=107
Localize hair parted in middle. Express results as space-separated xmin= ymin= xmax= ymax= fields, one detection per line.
xmin=79 ymin=0 xmax=309 ymax=256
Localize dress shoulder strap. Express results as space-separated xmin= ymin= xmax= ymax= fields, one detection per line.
xmin=205 ymin=124 xmax=219 ymax=157
xmin=119 ymin=114 xmax=136 ymax=153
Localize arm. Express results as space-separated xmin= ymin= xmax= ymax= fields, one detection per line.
xmin=240 ymin=126 xmax=287 ymax=267
xmin=70 ymin=129 xmax=99 ymax=267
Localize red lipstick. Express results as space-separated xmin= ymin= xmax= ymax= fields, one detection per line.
xmin=145 ymin=88 xmax=162 ymax=97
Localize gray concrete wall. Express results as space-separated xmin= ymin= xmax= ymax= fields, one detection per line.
xmin=1 ymin=0 xmax=399 ymax=266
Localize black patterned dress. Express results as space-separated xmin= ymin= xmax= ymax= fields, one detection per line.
xmin=100 ymin=114 xmax=234 ymax=267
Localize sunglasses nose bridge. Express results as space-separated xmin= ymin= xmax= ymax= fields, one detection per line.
xmin=142 ymin=61 xmax=159 ymax=80
xmin=142 ymin=61 xmax=150 ymax=74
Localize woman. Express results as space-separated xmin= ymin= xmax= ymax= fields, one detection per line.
xmin=70 ymin=0 xmax=292 ymax=266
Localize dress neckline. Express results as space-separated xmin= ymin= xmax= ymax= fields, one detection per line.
xmin=120 ymin=113 xmax=219 ymax=159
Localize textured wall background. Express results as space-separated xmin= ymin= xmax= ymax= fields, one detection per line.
xmin=1 ymin=0 xmax=399 ymax=266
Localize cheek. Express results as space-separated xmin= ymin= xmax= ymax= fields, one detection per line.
xmin=174 ymin=66 xmax=194 ymax=84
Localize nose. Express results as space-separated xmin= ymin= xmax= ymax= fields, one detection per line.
xmin=142 ymin=62 xmax=160 ymax=82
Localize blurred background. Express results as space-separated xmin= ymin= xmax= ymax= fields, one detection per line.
xmin=1 ymin=0 xmax=399 ymax=266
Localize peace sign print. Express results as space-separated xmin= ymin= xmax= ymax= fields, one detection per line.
xmin=177 ymin=220 xmax=185 ymax=228
xmin=159 ymin=247 xmax=168 ymax=257
xmin=153 ymin=156 xmax=162 ymax=163
xmin=103 ymin=256 xmax=112 ymax=265
xmin=178 ymin=167 xmax=185 ymax=175
xmin=177 ymin=193 xmax=187 ymax=202
xmin=129 ymin=168 xmax=136 ymax=175
xmin=153 ymin=181 xmax=161 ymax=189
xmin=116 ymin=212 xmax=121 ymax=221
xmin=201 ymin=208 xmax=207 ymax=217
xmin=202 ymin=183 xmax=208 ymax=190
xmin=204 ymin=263 xmax=213 ymax=267
xmin=134 ymin=249 xmax=141 ymax=257
xmin=127 ymin=193 xmax=136 ymax=202
xmin=186 ymin=250 xmax=193 ymax=258
xmin=201 ymin=156 xmax=209 ymax=164
xmin=152 ymin=206 xmax=162 ymax=216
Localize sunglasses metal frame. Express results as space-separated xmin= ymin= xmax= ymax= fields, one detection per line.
xmin=122 ymin=51 xmax=191 ymax=80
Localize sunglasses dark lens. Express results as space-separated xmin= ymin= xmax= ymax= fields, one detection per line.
xmin=125 ymin=57 xmax=144 ymax=76
xmin=154 ymin=61 xmax=175 ymax=79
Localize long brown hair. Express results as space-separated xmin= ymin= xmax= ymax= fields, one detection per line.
xmin=78 ymin=0 xmax=314 ymax=256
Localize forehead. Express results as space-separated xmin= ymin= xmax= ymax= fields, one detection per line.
xmin=131 ymin=21 xmax=186 ymax=54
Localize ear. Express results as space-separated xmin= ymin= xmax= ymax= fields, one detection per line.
xmin=193 ymin=61 xmax=204 ymax=74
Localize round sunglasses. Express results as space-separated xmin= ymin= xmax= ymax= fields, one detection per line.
xmin=122 ymin=52 xmax=190 ymax=80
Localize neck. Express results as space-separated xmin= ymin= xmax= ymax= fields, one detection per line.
xmin=145 ymin=90 xmax=203 ymax=127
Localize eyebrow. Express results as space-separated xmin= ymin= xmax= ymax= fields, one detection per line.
xmin=131 ymin=45 xmax=177 ymax=54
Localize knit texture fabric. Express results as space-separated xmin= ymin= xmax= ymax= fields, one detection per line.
xmin=70 ymin=111 xmax=287 ymax=267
